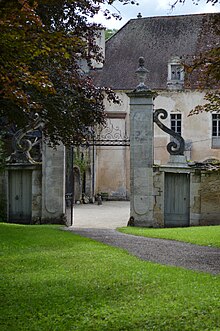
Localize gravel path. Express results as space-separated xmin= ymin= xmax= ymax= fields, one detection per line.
xmin=68 ymin=228 xmax=220 ymax=275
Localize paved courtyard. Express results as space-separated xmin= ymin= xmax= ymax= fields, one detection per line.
xmin=66 ymin=201 xmax=130 ymax=228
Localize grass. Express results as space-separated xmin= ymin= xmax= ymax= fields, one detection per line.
xmin=0 ymin=223 xmax=219 ymax=331
xmin=118 ymin=226 xmax=220 ymax=248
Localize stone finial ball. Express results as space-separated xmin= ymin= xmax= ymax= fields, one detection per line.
xmin=139 ymin=57 xmax=145 ymax=67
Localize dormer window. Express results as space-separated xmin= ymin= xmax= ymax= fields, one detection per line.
xmin=167 ymin=57 xmax=184 ymax=90
xmin=171 ymin=65 xmax=181 ymax=80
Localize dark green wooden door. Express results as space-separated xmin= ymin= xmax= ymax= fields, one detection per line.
xmin=9 ymin=170 xmax=32 ymax=224
xmin=164 ymin=173 xmax=190 ymax=227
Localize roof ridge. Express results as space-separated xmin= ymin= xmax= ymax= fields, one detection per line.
xmin=129 ymin=12 xmax=220 ymax=21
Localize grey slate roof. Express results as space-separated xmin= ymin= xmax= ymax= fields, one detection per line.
xmin=92 ymin=13 xmax=220 ymax=90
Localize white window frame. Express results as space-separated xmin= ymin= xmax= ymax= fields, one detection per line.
xmin=212 ymin=113 xmax=220 ymax=149
xmin=170 ymin=113 xmax=182 ymax=135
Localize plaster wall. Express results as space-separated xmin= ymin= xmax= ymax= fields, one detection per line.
xmin=96 ymin=146 xmax=128 ymax=199
xmin=107 ymin=90 xmax=220 ymax=164
xmin=95 ymin=115 xmax=129 ymax=199
xmin=95 ymin=93 xmax=130 ymax=198
xmin=154 ymin=90 xmax=220 ymax=163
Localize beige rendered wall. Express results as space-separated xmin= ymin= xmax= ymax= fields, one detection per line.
xmin=154 ymin=90 xmax=220 ymax=164
xmin=95 ymin=93 xmax=130 ymax=199
xmin=96 ymin=145 xmax=129 ymax=199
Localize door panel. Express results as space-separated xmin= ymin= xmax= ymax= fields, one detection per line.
xmin=9 ymin=170 xmax=32 ymax=224
xmin=164 ymin=173 xmax=190 ymax=227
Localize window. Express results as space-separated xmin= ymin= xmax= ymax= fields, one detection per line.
xmin=167 ymin=56 xmax=184 ymax=90
xmin=171 ymin=114 xmax=182 ymax=135
xmin=212 ymin=114 xmax=220 ymax=148
xmin=212 ymin=114 xmax=220 ymax=137
xmin=171 ymin=65 xmax=182 ymax=80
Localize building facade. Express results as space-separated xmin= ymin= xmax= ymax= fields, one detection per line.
xmin=92 ymin=13 xmax=220 ymax=200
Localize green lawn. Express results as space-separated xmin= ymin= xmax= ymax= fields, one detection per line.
xmin=0 ymin=223 xmax=219 ymax=331
xmin=118 ymin=226 xmax=220 ymax=248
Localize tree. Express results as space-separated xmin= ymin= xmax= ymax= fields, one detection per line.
xmin=171 ymin=0 xmax=219 ymax=7
xmin=0 ymin=0 xmax=135 ymax=146
xmin=105 ymin=28 xmax=118 ymax=40
xmin=171 ymin=0 xmax=220 ymax=115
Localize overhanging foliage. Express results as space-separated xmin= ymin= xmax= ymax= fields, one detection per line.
xmin=0 ymin=0 xmax=136 ymax=146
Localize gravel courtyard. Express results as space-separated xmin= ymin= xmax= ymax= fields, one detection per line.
xmin=67 ymin=201 xmax=220 ymax=275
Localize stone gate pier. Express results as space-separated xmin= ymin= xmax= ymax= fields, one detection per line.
xmin=127 ymin=58 xmax=157 ymax=226
xmin=128 ymin=90 xmax=155 ymax=226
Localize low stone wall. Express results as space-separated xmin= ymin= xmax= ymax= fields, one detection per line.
xmin=152 ymin=166 xmax=220 ymax=227
xmin=1 ymin=143 xmax=66 ymax=224
xmin=200 ymin=170 xmax=220 ymax=225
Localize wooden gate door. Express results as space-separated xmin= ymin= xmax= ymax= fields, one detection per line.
xmin=164 ymin=173 xmax=190 ymax=227
xmin=9 ymin=170 xmax=32 ymax=224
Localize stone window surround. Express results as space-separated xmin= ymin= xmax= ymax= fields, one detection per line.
xmin=167 ymin=56 xmax=184 ymax=90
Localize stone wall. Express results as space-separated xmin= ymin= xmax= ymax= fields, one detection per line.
xmin=153 ymin=169 xmax=164 ymax=227
xmin=152 ymin=166 xmax=220 ymax=227
xmin=190 ymin=170 xmax=201 ymax=226
xmin=41 ymin=144 xmax=66 ymax=223
xmin=1 ymin=141 xmax=66 ymax=224
xmin=96 ymin=145 xmax=129 ymax=200
xmin=95 ymin=94 xmax=130 ymax=199
xmin=200 ymin=170 xmax=220 ymax=225
xmin=31 ymin=168 xmax=42 ymax=223
xmin=154 ymin=90 xmax=217 ymax=164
